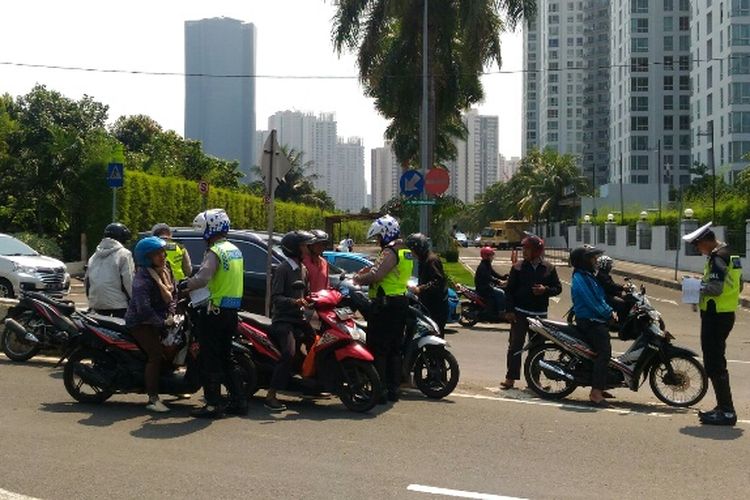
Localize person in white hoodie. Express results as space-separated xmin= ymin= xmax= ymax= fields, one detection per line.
xmin=85 ymin=223 xmax=135 ymax=318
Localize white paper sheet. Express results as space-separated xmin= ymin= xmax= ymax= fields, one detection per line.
xmin=189 ymin=287 xmax=211 ymax=307
xmin=681 ymin=277 xmax=701 ymax=304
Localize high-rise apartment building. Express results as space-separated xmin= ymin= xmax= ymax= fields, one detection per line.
xmin=522 ymin=1 xmax=610 ymax=184
xmin=610 ymin=0 xmax=692 ymax=186
xmin=334 ymin=137 xmax=366 ymax=212
xmin=498 ymin=154 xmax=522 ymax=182
xmin=185 ymin=17 xmax=256 ymax=180
xmin=691 ymin=0 xmax=750 ymax=183
xmin=447 ymin=110 xmax=499 ymax=203
xmin=370 ymin=142 xmax=400 ymax=211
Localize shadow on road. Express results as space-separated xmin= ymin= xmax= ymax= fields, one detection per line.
xmin=130 ymin=416 xmax=212 ymax=439
xmin=40 ymin=401 xmax=152 ymax=427
xmin=679 ymin=425 xmax=745 ymax=441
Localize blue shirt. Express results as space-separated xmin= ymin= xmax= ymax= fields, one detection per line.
xmin=571 ymin=270 xmax=613 ymax=322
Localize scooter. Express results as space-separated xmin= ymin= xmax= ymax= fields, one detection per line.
xmin=234 ymin=283 xmax=382 ymax=413
xmin=454 ymin=282 xmax=508 ymax=327
xmin=523 ymin=281 xmax=708 ymax=407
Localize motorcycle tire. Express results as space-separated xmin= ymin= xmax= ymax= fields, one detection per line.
xmin=63 ymin=349 xmax=115 ymax=404
xmin=524 ymin=343 xmax=578 ymax=400
xmin=649 ymin=354 xmax=708 ymax=408
xmin=1 ymin=311 xmax=42 ymax=362
xmin=413 ymin=347 xmax=460 ymax=399
xmin=458 ymin=304 xmax=479 ymax=327
xmin=338 ymin=359 xmax=381 ymax=413
xmin=236 ymin=353 xmax=259 ymax=398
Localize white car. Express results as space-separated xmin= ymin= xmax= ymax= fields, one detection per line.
xmin=0 ymin=234 xmax=70 ymax=298
xmin=454 ymin=232 xmax=469 ymax=247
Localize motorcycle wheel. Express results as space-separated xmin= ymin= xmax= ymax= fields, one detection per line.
xmin=524 ymin=343 xmax=578 ymax=399
xmin=413 ymin=347 xmax=460 ymax=399
xmin=338 ymin=359 xmax=381 ymax=413
xmin=1 ymin=312 xmax=42 ymax=362
xmin=649 ymin=354 xmax=708 ymax=407
xmin=236 ymin=353 xmax=259 ymax=398
xmin=63 ymin=349 xmax=115 ymax=404
xmin=458 ymin=304 xmax=479 ymax=327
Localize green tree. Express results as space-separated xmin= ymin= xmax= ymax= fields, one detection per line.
xmin=332 ymin=0 xmax=536 ymax=165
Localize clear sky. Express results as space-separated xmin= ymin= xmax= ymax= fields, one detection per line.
xmin=0 ymin=0 xmax=524 ymax=188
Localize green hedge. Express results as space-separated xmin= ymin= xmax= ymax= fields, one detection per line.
xmin=82 ymin=170 xmax=366 ymax=250
xmin=13 ymin=232 xmax=64 ymax=260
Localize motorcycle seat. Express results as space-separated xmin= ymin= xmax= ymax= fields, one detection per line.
xmin=238 ymin=311 xmax=272 ymax=330
xmin=87 ymin=314 xmax=129 ymax=333
xmin=25 ymin=291 xmax=77 ymax=316
xmin=540 ymin=319 xmax=583 ymax=339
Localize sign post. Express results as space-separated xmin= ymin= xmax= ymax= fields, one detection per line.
xmin=197 ymin=180 xmax=210 ymax=211
xmin=260 ymin=130 xmax=292 ymax=317
xmin=107 ymin=163 xmax=124 ymax=221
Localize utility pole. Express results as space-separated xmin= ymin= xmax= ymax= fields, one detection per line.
xmin=657 ymin=138 xmax=662 ymax=221
xmin=419 ymin=0 xmax=429 ymax=235
xmin=619 ymin=152 xmax=624 ymax=225
xmin=711 ymin=120 xmax=716 ymax=221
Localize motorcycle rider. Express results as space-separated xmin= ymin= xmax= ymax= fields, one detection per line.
xmin=354 ymin=215 xmax=412 ymax=402
xmin=501 ymin=235 xmax=562 ymax=390
xmin=683 ymin=222 xmax=743 ymax=426
xmin=85 ymin=223 xmax=135 ymax=318
xmin=595 ymin=255 xmax=627 ymax=321
xmin=302 ymin=229 xmax=330 ymax=293
xmin=475 ymin=246 xmax=507 ymax=315
xmin=151 ymin=223 xmax=192 ymax=281
xmin=265 ymin=230 xmax=314 ymax=412
xmin=406 ymin=233 xmax=448 ymax=336
xmin=569 ymin=245 xmax=616 ymax=407
xmin=125 ymin=236 xmax=176 ymax=413
xmin=180 ymin=209 xmax=247 ymax=418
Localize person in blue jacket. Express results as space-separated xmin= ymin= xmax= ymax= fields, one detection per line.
xmin=570 ymin=246 xmax=617 ymax=407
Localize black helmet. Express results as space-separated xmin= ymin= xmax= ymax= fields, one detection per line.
xmin=405 ymin=233 xmax=430 ymax=257
xmin=308 ymin=229 xmax=329 ymax=245
xmin=569 ymin=245 xmax=604 ymax=271
xmin=281 ymin=230 xmax=315 ymax=258
xmin=104 ymin=223 xmax=132 ymax=244
xmin=151 ymin=222 xmax=172 ymax=238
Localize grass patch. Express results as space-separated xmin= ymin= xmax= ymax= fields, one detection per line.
xmin=442 ymin=259 xmax=474 ymax=287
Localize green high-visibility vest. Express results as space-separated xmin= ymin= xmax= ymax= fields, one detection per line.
xmin=700 ymin=254 xmax=742 ymax=313
xmin=207 ymin=239 xmax=244 ymax=309
xmin=165 ymin=242 xmax=186 ymax=281
xmin=369 ymin=248 xmax=414 ymax=298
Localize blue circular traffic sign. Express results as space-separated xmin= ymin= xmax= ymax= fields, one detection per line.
xmin=399 ymin=170 xmax=425 ymax=197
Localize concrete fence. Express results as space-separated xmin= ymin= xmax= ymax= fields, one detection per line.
xmin=567 ymin=219 xmax=750 ymax=280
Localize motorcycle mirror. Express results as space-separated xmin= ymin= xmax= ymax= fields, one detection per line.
xmin=292 ymin=280 xmax=306 ymax=291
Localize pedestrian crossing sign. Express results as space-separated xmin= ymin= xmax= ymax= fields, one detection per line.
xmin=107 ymin=163 xmax=124 ymax=188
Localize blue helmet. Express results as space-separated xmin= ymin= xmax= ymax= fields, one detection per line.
xmin=134 ymin=236 xmax=167 ymax=267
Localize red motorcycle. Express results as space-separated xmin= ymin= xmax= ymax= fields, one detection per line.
xmin=455 ymin=281 xmax=508 ymax=327
xmin=234 ymin=287 xmax=382 ymax=412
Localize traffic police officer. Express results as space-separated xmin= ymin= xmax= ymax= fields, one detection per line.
xmin=182 ymin=209 xmax=247 ymax=418
xmin=354 ymin=215 xmax=413 ymax=402
xmin=152 ymin=223 xmax=192 ymax=281
xmin=683 ymin=222 xmax=743 ymax=426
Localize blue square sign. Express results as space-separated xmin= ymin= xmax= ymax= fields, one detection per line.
xmin=107 ymin=163 xmax=124 ymax=188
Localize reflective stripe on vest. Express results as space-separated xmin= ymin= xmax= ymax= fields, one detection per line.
xmin=207 ymin=240 xmax=244 ymax=309
xmin=369 ymin=248 xmax=414 ymax=298
xmin=165 ymin=242 xmax=186 ymax=281
xmin=700 ymin=254 xmax=742 ymax=313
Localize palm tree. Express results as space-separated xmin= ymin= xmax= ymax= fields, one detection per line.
xmin=332 ymin=0 xmax=536 ymax=165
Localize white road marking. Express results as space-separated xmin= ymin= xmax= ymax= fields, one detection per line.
xmin=451 ymin=390 xmax=750 ymax=426
xmin=0 ymin=488 xmax=41 ymax=500
xmin=407 ymin=484 xmax=525 ymax=500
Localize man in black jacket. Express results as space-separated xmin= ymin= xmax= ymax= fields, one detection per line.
xmin=406 ymin=233 xmax=448 ymax=335
xmin=501 ymin=236 xmax=562 ymax=390
xmin=475 ymin=246 xmax=507 ymax=314
xmin=264 ymin=230 xmax=314 ymax=412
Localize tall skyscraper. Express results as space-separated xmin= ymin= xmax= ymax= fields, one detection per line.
xmin=185 ymin=17 xmax=257 ymax=180
xmin=498 ymin=154 xmax=522 ymax=182
xmin=447 ymin=110 xmax=499 ymax=203
xmin=610 ymin=0 xmax=692 ymax=186
xmin=370 ymin=142 xmax=400 ymax=211
xmin=522 ymin=1 xmax=610 ymax=184
xmin=691 ymin=0 xmax=750 ymax=183
xmin=334 ymin=137 xmax=366 ymax=212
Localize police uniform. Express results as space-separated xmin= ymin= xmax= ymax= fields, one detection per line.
xmin=684 ymin=222 xmax=743 ymax=425
xmin=164 ymin=241 xmax=189 ymax=281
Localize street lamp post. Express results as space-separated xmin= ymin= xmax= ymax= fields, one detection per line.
xmin=697 ymin=121 xmax=717 ymax=220
xmin=619 ymin=151 xmax=625 ymax=225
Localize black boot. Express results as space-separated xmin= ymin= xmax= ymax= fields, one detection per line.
xmin=225 ymin=368 xmax=249 ymax=416
xmin=387 ymin=354 xmax=403 ymax=402
xmin=699 ymin=377 xmax=722 ymax=419
xmin=192 ymin=381 xmax=224 ymax=419
xmin=700 ymin=374 xmax=737 ymax=426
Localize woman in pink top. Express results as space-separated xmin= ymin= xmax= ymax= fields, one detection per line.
xmin=302 ymin=229 xmax=330 ymax=292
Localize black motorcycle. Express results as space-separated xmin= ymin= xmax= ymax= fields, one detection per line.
xmin=523 ymin=282 xmax=708 ymax=407
xmin=2 ymin=291 xmax=78 ymax=362
xmin=454 ymin=282 xmax=508 ymax=327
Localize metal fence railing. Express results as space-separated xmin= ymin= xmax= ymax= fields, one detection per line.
xmin=597 ymin=225 xmax=605 ymax=245
xmin=638 ymin=228 xmax=652 ymax=250
xmin=545 ymin=247 xmax=571 ymax=266
xmin=606 ymin=225 xmax=616 ymax=246
xmin=626 ymin=228 xmax=637 ymax=246
xmin=666 ymin=225 xmax=679 ymax=251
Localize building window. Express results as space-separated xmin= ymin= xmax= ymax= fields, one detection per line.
xmin=679 ymin=135 xmax=690 ymax=150
xmin=632 ymin=18 xmax=649 ymax=33
xmin=631 ymin=136 xmax=649 ymax=151
xmin=632 ymin=0 xmax=649 ymax=13
xmin=631 ymin=38 xmax=649 ymax=52
xmin=664 ymin=115 xmax=674 ymax=130
xmin=679 ymin=75 xmax=690 ymax=91
xmin=664 ymin=135 xmax=675 ymax=150
xmin=707 ymin=66 xmax=713 ymax=88
xmin=707 ymin=93 xmax=714 ymax=115
xmin=730 ymin=141 xmax=750 ymax=161
xmin=630 ymin=155 xmax=649 ymax=170
xmin=664 ymin=0 xmax=673 ymax=11
xmin=664 ymin=16 xmax=673 ymax=31
xmin=707 ymin=12 xmax=713 ymax=35
xmin=679 ymin=55 xmax=691 ymax=71
xmin=679 ymin=35 xmax=690 ymax=51
xmin=664 ymin=75 xmax=674 ymax=90
xmin=730 ymin=111 xmax=750 ymax=132
xmin=631 ymin=57 xmax=649 ymax=72
xmin=631 ymin=77 xmax=649 ymax=91
xmin=730 ymin=81 xmax=750 ymax=103
xmin=679 ymin=16 xmax=689 ymax=31
xmin=631 ymin=116 xmax=649 ymax=131
xmin=679 ymin=95 xmax=690 ymax=110
xmin=548 ymin=38 xmax=559 ymax=47
xmin=729 ymin=54 xmax=750 ymax=74
xmin=664 ymin=55 xmax=674 ymax=70
xmin=730 ymin=24 xmax=750 ymax=45
xmin=732 ymin=0 xmax=750 ymax=17
xmin=664 ymin=95 xmax=674 ymax=110
xmin=664 ymin=36 xmax=674 ymax=51
xmin=631 ymin=96 xmax=649 ymax=111
xmin=679 ymin=115 xmax=691 ymax=130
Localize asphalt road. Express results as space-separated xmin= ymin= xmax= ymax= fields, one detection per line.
xmin=0 ymin=251 xmax=748 ymax=499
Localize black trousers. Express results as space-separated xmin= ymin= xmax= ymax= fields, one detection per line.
xmin=269 ymin=322 xmax=305 ymax=390
xmin=195 ymin=308 xmax=241 ymax=406
xmin=505 ymin=314 xmax=530 ymax=381
xmin=701 ymin=311 xmax=736 ymax=411
xmin=577 ymin=319 xmax=612 ymax=390
xmin=368 ymin=297 xmax=408 ymax=394
xmin=422 ymin=296 xmax=448 ymax=336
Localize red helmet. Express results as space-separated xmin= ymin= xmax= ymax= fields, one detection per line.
xmin=480 ymin=246 xmax=495 ymax=260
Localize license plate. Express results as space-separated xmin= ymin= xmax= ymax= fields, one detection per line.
xmin=47 ymin=283 xmax=63 ymax=291
xmin=335 ymin=307 xmax=353 ymax=320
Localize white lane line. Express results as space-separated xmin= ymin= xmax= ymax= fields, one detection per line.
xmin=407 ymin=484 xmax=525 ymax=500
xmin=0 ymin=488 xmax=41 ymax=500
xmin=453 ymin=390 xmax=750 ymax=426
